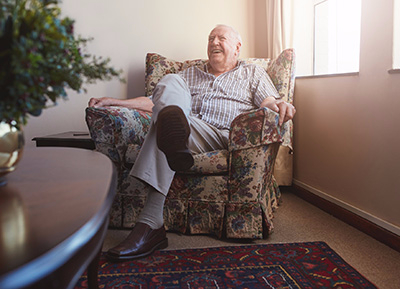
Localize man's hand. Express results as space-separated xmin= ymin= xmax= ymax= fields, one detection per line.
xmin=260 ymin=96 xmax=296 ymax=126
xmin=88 ymin=96 xmax=154 ymax=112
xmin=88 ymin=97 xmax=116 ymax=108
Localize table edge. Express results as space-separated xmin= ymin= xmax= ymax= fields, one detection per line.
xmin=0 ymin=153 xmax=117 ymax=288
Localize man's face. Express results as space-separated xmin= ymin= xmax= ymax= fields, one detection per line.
xmin=207 ymin=26 xmax=241 ymax=68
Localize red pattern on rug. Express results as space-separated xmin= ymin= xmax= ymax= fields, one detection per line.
xmin=75 ymin=241 xmax=377 ymax=288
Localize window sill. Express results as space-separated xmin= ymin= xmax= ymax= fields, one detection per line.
xmin=388 ymin=69 xmax=400 ymax=74
xmin=296 ymin=72 xmax=359 ymax=79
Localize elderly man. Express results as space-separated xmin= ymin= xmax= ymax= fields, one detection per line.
xmin=89 ymin=24 xmax=296 ymax=261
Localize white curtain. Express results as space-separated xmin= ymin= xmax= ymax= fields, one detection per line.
xmin=265 ymin=0 xmax=294 ymax=59
xmin=266 ymin=0 xmax=295 ymax=186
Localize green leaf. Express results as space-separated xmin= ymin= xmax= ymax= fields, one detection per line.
xmin=0 ymin=0 xmax=125 ymax=126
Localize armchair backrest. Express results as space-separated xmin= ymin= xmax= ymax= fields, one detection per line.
xmin=267 ymin=49 xmax=296 ymax=104
xmin=144 ymin=49 xmax=296 ymax=105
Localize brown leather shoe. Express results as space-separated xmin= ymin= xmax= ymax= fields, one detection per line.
xmin=105 ymin=223 xmax=168 ymax=262
xmin=156 ymin=105 xmax=194 ymax=171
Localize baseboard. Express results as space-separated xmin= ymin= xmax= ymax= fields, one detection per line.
xmin=288 ymin=181 xmax=400 ymax=253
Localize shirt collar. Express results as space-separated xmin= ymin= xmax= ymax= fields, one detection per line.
xmin=204 ymin=60 xmax=244 ymax=75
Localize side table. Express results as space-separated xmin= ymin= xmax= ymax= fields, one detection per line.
xmin=32 ymin=131 xmax=95 ymax=150
xmin=0 ymin=147 xmax=116 ymax=289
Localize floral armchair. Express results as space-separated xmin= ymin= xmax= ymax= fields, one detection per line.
xmin=85 ymin=48 xmax=295 ymax=239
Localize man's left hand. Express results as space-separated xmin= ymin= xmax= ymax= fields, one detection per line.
xmin=260 ymin=97 xmax=296 ymax=126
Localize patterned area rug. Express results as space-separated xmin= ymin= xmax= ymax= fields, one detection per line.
xmin=75 ymin=241 xmax=377 ymax=288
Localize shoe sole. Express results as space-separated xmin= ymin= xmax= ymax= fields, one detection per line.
xmin=156 ymin=106 xmax=194 ymax=171
xmin=105 ymin=238 xmax=169 ymax=262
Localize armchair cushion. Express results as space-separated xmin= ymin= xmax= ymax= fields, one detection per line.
xmin=190 ymin=150 xmax=228 ymax=175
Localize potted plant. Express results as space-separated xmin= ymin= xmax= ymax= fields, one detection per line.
xmin=0 ymin=0 xmax=124 ymax=180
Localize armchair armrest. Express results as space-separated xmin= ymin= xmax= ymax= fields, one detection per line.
xmin=228 ymin=107 xmax=288 ymax=151
xmin=85 ymin=106 xmax=152 ymax=163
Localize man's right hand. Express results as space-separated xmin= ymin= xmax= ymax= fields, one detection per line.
xmin=88 ymin=97 xmax=116 ymax=108
xmin=260 ymin=96 xmax=296 ymax=126
xmin=88 ymin=96 xmax=154 ymax=113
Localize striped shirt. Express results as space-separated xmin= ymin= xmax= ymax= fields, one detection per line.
xmin=178 ymin=60 xmax=279 ymax=130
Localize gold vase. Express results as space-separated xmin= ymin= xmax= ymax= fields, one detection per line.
xmin=0 ymin=122 xmax=25 ymax=185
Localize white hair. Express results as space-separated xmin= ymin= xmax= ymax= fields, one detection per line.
xmin=214 ymin=24 xmax=242 ymax=45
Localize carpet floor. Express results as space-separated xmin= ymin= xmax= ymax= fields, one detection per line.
xmin=102 ymin=189 xmax=400 ymax=289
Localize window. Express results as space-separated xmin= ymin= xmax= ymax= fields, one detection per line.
xmin=292 ymin=0 xmax=362 ymax=76
xmin=313 ymin=0 xmax=362 ymax=75
xmin=393 ymin=0 xmax=400 ymax=69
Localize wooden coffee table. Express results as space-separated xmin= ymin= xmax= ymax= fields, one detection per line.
xmin=0 ymin=147 xmax=116 ymax=289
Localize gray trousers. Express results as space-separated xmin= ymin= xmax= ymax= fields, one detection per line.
xmin=130 ymin=74 xmax=229 ymax=196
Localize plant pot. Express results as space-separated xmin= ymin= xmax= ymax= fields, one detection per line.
xmin=0 ymin=122 xmax=24 ymax=186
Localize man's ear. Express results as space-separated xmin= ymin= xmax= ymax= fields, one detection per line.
xmin=236 ymin=42 xmax=242 ymax=56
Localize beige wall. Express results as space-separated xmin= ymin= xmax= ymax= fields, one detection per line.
xmin=22 ymin=0 xmax=399 ymax=235
xmin=24 ymin=0 xmax=263 ymax=146
xmin=293 ymin=0 xmax=400 ymax=234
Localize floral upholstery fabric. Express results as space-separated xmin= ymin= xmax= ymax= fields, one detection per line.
xmin=86 ymin=49 xmax=295 ymax=239
xmin=267 ymin=49 xmax=295 ymax=149
xmin=145 ymin=53 xmax=271 ymax=97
